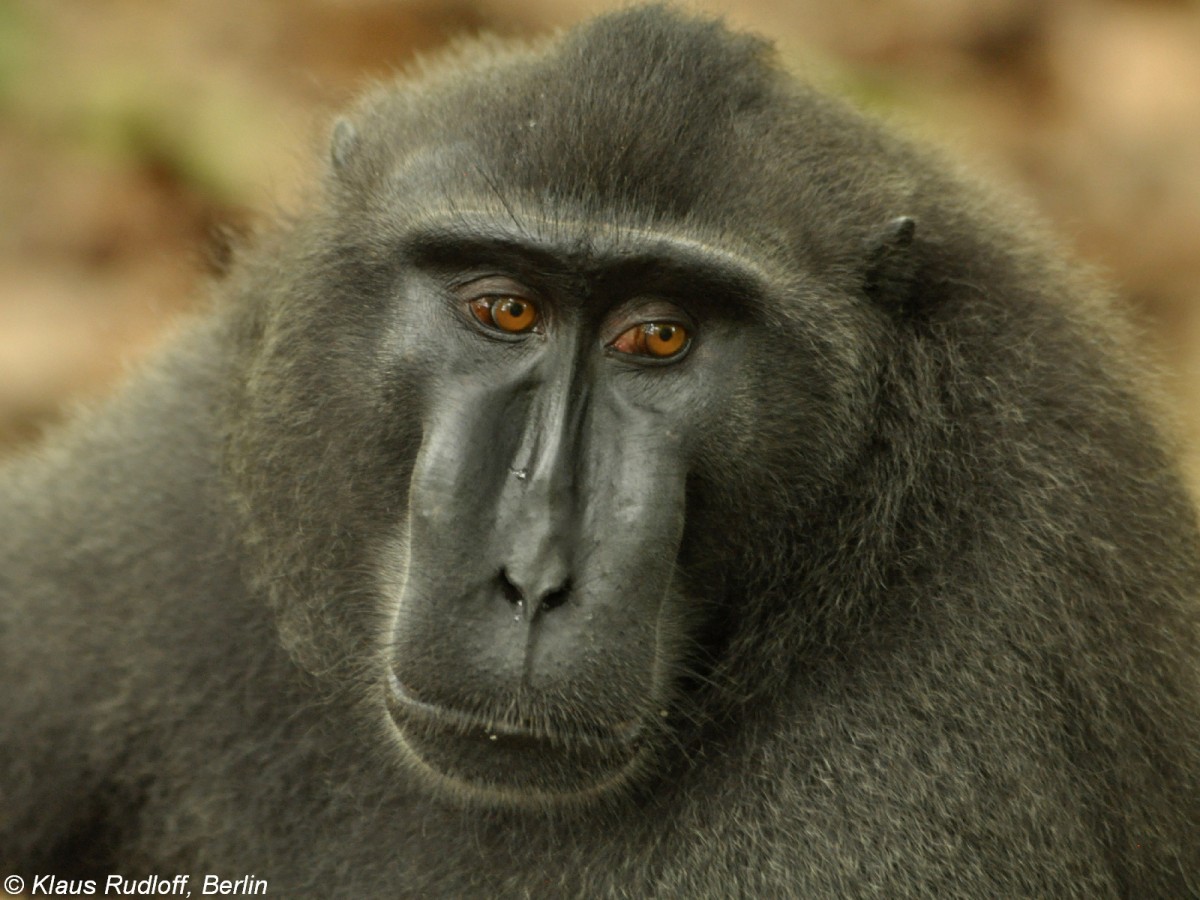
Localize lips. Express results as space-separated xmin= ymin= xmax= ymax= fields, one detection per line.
xmin=385 ymin=668 xmax=649 ymax=801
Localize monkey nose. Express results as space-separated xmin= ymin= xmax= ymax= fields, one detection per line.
xmin=498 ymin=561 xmax=571 ymax=619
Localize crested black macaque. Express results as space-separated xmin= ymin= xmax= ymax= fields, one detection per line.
xmin=2 ymin=6 xmax=1199 ymax=898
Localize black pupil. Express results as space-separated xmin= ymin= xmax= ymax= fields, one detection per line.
xmin=504 ymin=300 xmax=525 ymax=318
xmin=656 ymin=326 xmax=675 ymax=342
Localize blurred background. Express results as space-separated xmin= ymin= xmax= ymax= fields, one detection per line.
xmin=0 ymin=0 xmax=1198 ymax=494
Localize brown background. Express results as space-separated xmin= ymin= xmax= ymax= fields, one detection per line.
xmin=2 ymin=0 xmax=1198 ymax=496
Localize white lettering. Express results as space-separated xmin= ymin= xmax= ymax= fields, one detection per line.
xmin=29 ymin=876 xmax=97 ymax=896
xmin=200 ymin=876 xmax=266 ymax=896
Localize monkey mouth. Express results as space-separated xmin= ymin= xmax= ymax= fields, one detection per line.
xmin=386 ymin=669 xmax=643 ymax=744
xmin=385 ymin=669 xmax=648 ymax=802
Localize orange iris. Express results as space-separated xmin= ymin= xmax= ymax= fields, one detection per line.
xmin=611 ymin=322 xmax=689 ymax=359
xmin=471 ymin=297 xmax=539 ymax=334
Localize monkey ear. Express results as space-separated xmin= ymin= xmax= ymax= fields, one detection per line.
xmin=862 ymin=216 xmax=918 ymax=316
xmin=330 ymin=119 xmax=360 ymax=174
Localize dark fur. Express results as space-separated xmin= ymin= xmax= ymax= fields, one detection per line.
xmin=3 ymin=7 xmax=1199 ymax=897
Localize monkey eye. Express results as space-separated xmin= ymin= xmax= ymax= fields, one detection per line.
xmin=609 ymin=322 xmax=690 ymax=360
xmin=469 ymin=296 xmax=540 ymax=334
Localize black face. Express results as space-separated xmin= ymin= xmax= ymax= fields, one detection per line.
xmin=376 ymin=224 xmax=761 ymax=803
xmin=234 ymin=14 xmax=894 ymax=810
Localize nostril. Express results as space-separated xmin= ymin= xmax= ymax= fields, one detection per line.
xmin=499 ymin=569 xmax=522 ymax=606
xmin=541 ymin=582 xmax=570 ymax=611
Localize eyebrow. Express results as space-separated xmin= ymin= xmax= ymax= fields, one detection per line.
xmin=401 ymin=214 xmax=772 ymax=316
